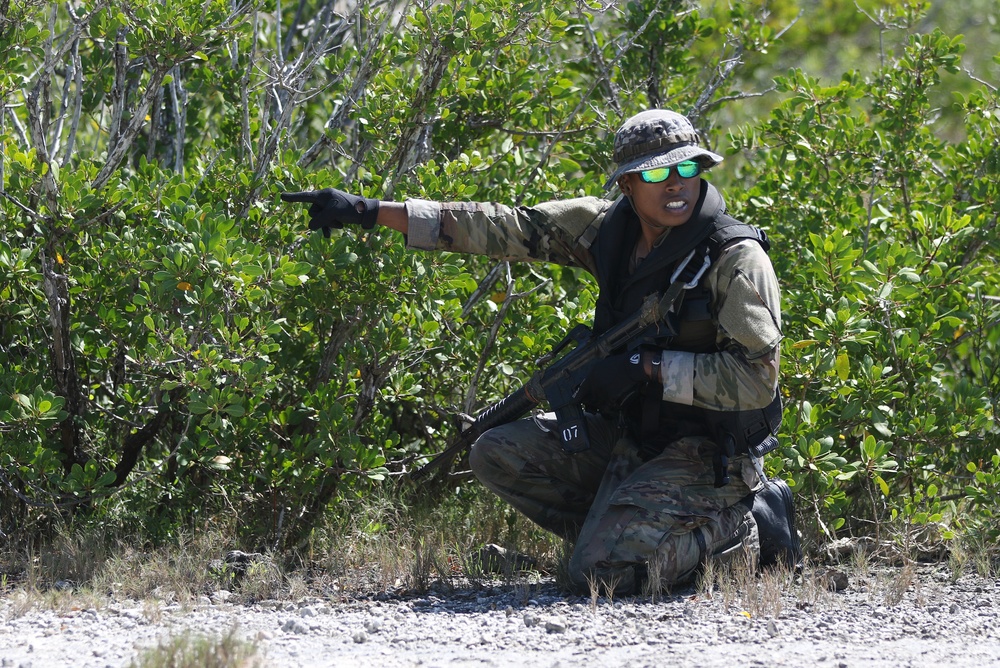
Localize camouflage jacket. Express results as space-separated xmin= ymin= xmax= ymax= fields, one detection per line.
xmin=403 ymin=183 xmax=781 ymax=413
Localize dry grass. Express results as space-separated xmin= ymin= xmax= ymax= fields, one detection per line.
xmin=3 ymin=493 xmax=997 ymax=619
xmin=128 ymin=626 xmax=262 ymax=668
xmin=308 ymin=490 xmax=560 ymax=596
xmin=694 ymin=548 xmax=796 ymax=619
xmin=0 ymin=488 xmax=560 ymax=615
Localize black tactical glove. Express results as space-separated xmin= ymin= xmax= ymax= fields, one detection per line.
xmin=574 ymin=352 xmax=648 ymax=410
xmin=280 ymin=188 xmax=380 ymax=237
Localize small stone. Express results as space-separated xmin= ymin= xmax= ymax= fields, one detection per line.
xmin=523 ymin=613 xmax=540 ymax=628
xmin=364 ymin=618 xmax=382 ymax=633
xmin=281 ymin=618 xmax=309 ymax=634
xmin=353 ymin=630 xmax=368 ymax=643
xmin=767 ymin=619 xmax=779 ymax=637
xmin=545 ymin=618 xmax=567 ymax=634
xmin=813 ymin=568 xmax=849 ymax=592
xmin=505 ymin=606 xmax=515 ymax=618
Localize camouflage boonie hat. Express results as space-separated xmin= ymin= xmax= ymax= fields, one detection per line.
xmin=606 ymin=110 xmax=723 ymax=189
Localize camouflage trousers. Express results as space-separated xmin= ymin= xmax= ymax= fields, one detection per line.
xmin=469 ymin=411 xmax=762 ymax=593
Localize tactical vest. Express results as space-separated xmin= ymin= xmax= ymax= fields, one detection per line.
xmin=590 ymin=181 xmax=769 ymax=349
xmin=588 ymin=181 xmax=780 ymax=485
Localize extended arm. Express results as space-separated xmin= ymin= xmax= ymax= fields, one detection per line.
xmin=281 ymin=187 xmax=611 ymax=273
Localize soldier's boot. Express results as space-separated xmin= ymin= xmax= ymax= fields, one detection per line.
xmin=750 ymin=478 xmax=803 ymax=571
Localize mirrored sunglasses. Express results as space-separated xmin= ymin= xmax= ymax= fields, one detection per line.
xmin=639 ymin=160 xmax=701 ymax=183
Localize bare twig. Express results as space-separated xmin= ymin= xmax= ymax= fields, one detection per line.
xmin=169 ymin=65 xmax=188 ymax=173
xmin=239 ymin=1 xmax=360 ymax=215
xmin=60 ymin=37 xmax=84 ymax=167
xmin=964 ymin=67 xmax=999 ymax=93
xmin=460 ymin=261 xmax=506 ymax=319
xmin=517 ymin=0 xmax=670 ymax=204
xmin=0 ymin=191 xmax=44 ymax=221
xmin=689 ymin=9 xmax=800 ymax=127
xmin=462 ymin=263 xmax=551 ymax=414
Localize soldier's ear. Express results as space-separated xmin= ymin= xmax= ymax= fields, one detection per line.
xmin=618 ymin=174 xmax=632 ymax=196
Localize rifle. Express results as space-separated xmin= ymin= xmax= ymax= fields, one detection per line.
xmin=412 ymin=248 xmax=711 ymax=479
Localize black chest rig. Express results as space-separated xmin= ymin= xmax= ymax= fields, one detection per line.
xmin=588 ymin=182 xmax=780 ymax=486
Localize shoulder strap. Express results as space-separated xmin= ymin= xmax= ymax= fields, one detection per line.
xmin=704 ymin=214 xmax=770 ymax=261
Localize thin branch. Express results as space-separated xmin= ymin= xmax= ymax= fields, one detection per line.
xmin=60 ymin=37 xmax=84 ymax=167
xmin=105 ymin=28 xmax=129 ymax=162
xmin=240 ymin=2 xmax=356 ymax=216
xmin=0 ymin=191 xmax=44 ymax=222
xmin=50 ymin=36 xmax=74 ymax=159
xmin=518 ymin=0 xmax=669 ymax=204
xmin=862 ymin=159 xmax=885 ymax=254
xmin=111 ymin=401 xmax=175 ymax=486
xmin=462 ymin=264 xmax=551 ymax=414
xmin=92 ymin=65 xmax=172 ymax=190
xmin=239 ymin=8 xmax=258 ymax=161
xmin=689 ymin=9 xmax=800 ymax=128
xmin=4 ymin=104 xmax=28 ymax=145
xmin=964 ymin=67 xmax=999 ymax=93
xmin=169 ymin=65 xmax=188 ymax=173
xmin=460 ymin=261 xmax=506 ymax=319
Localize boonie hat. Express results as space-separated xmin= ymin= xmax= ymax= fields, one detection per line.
xmin=606 ymin=110 xmax=723 ymax=188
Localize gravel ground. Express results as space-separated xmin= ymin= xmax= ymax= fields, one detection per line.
xmin=2 ymin=563 xmax=1000 ymax=668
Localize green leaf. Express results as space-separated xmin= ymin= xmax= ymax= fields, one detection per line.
xmin=875 ymin=474 xmax=890 ymax=497
xmin=96 ymin=471 xmax=118 ymax=487
xmin=224 ymin=403 xmax=245 ymax=417
xmin=835 ymin=352 xmax=850 ymax=381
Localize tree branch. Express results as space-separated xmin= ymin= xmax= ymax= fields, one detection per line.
xmin=111 ymin=402 xmax=175 ymax=487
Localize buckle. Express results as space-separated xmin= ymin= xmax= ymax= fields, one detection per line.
xmin=670 ymin=248 xmax=712 ymax=289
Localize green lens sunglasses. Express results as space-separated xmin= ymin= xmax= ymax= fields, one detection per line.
xmin=639 ymin=160 xmax=701 ymax=183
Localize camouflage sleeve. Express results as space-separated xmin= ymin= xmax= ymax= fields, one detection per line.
xmin=403 ymin=196 xmax=612 ymax=274
xmin=659 ymin=240 xmax=781 ymax=411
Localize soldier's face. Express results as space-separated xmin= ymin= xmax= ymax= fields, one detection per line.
xmin=621 ymin=169 xmax=701 ymax=230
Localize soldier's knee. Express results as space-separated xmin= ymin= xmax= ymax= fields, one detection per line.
xmin=468 ymin=426 xmax=509 ymax=481
xmin=467 ymin=436 xmax=492 ymax=481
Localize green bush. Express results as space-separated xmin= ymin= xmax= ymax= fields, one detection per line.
xmin=730 ymin=18 xmax=1000 ymax=543
xmin=1 ymin=0 xmax=998 ymax=558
